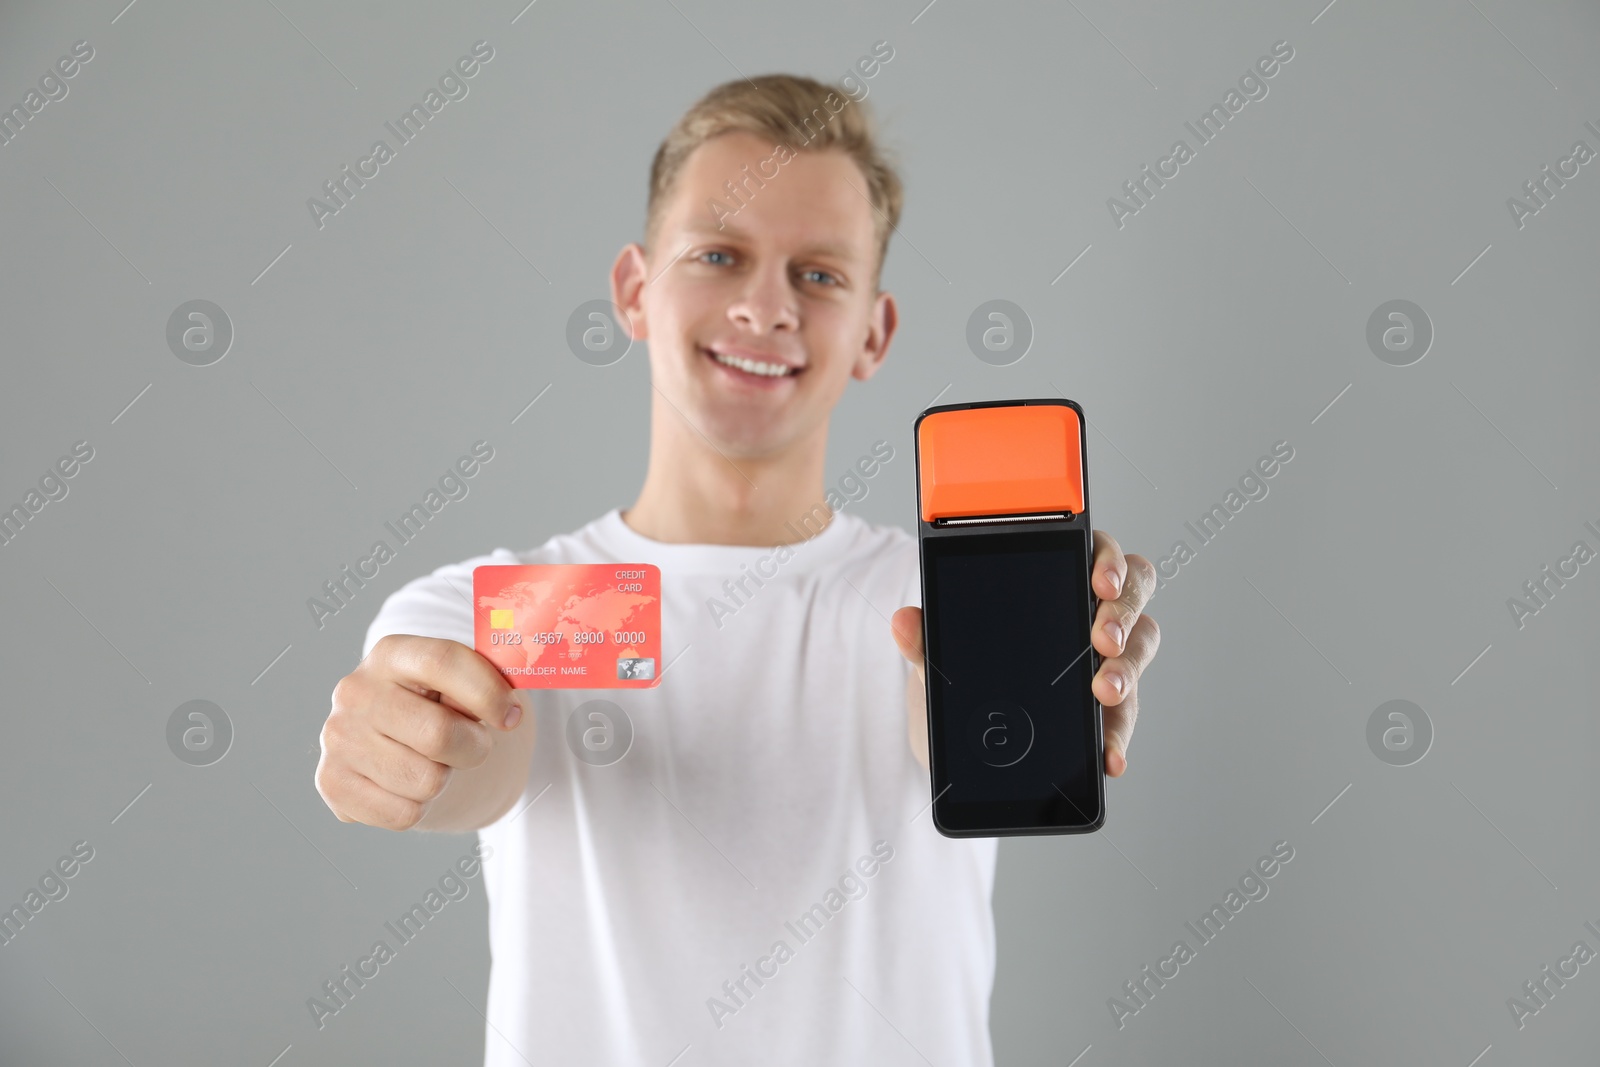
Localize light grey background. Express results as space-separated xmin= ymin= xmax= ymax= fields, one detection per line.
xmin=2 ymin=0 xmax=1597 ymax=1064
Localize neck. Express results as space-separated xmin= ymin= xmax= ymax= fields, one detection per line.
xmin=623 ymin=397 xmax=832 ymax=546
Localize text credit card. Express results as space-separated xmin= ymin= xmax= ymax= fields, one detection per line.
xmin=472 ymin=564 xmax=662 ymax=689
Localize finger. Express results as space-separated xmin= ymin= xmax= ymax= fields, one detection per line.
xmin=1101 ymin=685 xmax=1138 ymax=778
xmin=890 ymin=607 xmax=925 ymax=673
xmin=1092 ymin=612 xmax=1161 ymax=708
xmin=376 ymin=634 xmax=519 ymax=731
xmin=1092 ymin=554 xmax=1158 ymax=658
xmin=346 ymin=729 xmax=454 ymax=803
xmin=1091 ymin=530 xmax=1127 ymax=601
xmin=373 ymin=682 xmax=496 ymax=769
xmin=1094 ymin=615 xmax=1159 ymax=777
xmin=319 ymin=764 xmax=426 ymax=831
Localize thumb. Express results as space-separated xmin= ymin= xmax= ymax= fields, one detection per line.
xmin=890 ymin=607 xmax=925 ymax=679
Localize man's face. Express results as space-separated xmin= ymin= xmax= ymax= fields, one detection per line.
xmin=614 ymin=131 xmax=897 ymax=459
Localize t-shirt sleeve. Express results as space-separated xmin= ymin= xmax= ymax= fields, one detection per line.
xmin=360 ymin=550 xmax=517 ymax=660
xmin=897 ymin=527 xmax=921 ymax=610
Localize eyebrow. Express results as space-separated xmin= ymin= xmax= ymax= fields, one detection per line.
xmin=677 ymin=223 xmax=864 ymax=262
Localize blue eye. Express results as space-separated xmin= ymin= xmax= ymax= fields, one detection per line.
xmin=801 ymin=269 xmax=837 ymax=285
xmin=699 ymin=250 xmax=733 ymax=266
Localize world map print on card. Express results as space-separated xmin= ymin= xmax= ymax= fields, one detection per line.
xmin=472 ymin=564 xmax=661 ymax=689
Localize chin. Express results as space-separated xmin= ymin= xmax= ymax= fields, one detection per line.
xmin=701 ymin=409 xmax=796 ymax=458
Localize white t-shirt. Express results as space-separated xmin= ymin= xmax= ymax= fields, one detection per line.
xmin=362 ymin=507 xmax=999 ymax=1066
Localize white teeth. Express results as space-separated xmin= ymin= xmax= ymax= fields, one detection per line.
xmin=710 ymin=350 xmax=793 ymax=377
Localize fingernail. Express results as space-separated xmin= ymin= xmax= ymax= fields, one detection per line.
xmin=1105 ymin=620 xmax=1124 ymax=651
xmin=1106 ymin=672 xmax=1125 ymax=695
xmin=505 ymin=701 xmax=523 ymax=730
xmin=1110 ymin=570 xmax=1123 ymax=596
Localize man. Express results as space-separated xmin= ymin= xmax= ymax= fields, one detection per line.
xmin=316 ymin=72 xmax=1160 ymax=1065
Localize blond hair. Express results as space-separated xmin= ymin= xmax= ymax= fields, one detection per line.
xmin=645 ymin=73 xmax=903 ymax=285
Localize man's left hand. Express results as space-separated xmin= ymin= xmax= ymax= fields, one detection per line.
xmin=891 ymin=530 xmax=1161 ymax=777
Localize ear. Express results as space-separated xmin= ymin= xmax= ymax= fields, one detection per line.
xmin=851 ymin=289 xmax=898 ymax=382
xmin=610 ymin=242 xmax=650 ymax=341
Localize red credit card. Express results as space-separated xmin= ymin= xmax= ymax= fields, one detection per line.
xmin=472 ymin=564 xmax=662 ymax=688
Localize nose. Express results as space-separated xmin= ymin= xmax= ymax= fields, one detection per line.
xmin=727 ymin=262 xmax=799 ymax=334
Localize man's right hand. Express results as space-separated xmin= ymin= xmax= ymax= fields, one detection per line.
xmin=315 ymin=634 xmax=534 ymax=832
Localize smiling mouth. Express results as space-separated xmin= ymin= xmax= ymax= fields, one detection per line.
xmin=702 ymin=347 xmax=802 ymax=379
